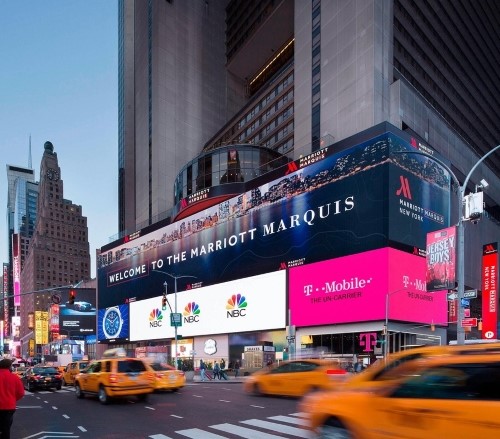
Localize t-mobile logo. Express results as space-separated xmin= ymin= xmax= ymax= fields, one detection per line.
xmin=303 ymin=285 xmax=313 ymax=296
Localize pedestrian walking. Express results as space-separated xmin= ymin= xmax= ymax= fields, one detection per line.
xmin=213 ymin=361 xmax=220 ymax=380
xmin=234 ymin=359 xmax=240 ymax=378
xmin=0 ymin=358 xmax=25 ymax=439
xmin=200 ymin=359 xmax=207 ymax=381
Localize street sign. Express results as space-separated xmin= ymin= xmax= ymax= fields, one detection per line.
xmin=447 ymin=292 xmax=458 ymax=301
xmin=461 ymin=317 xmax=478 ymax=327
xmin=170 ymin=312 xmax=182 ymax=327
xmin=460 ymin=298 xmax=470 ymax=307
xmin=463 ymin=289 xmax=478 ymax=299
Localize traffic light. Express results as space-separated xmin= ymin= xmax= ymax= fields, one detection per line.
xmin=162 ymin=293 xmax=167 ymax=311
xmin=68 ymin=289 xmax=76 ymax=305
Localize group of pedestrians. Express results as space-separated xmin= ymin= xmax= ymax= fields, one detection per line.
xmin=199 ymin=359 xmax=240 ymax=381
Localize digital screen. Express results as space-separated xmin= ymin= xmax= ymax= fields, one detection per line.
xmin=129 ymin=271 xmax=286 ymax=342
xmin=289 ymin=247 xmax=448 ymax=326
xmin=59 ymin=288 xmax=96 ymax=335
xmin=97 ymin=304 xmax=130 ymax=342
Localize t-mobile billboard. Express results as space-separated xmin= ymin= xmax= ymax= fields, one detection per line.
xmin=129 ymin=270 xmax=286 ymax=342
xmin=289 ymin=247 xmax=448 ymax=326
xmin=97 ymin=130 xmax=450 ymax=309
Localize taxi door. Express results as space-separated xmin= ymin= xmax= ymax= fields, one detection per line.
xmin=79 ymin=361 xmax=103 ymax=393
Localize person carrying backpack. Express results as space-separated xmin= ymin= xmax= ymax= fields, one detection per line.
xmin=213 ymin=361 xmax=220 ymax=380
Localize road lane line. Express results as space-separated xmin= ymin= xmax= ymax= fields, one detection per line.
xmin=170 ymin=414 xmax=183 ymax=418
xmin=218 ymin=399 xmax=231 ymax=402
xmin=78 ymin=426 xmax=87 ymax=432
xmin=63 ymin=414 xmax=70 ymax=419
xmin=146 ymin=406 xmax=156 ymax=410
xmin=192 ymin=394 xmax=203 ymax=398
xmin=241 ymin=419 xmax=312 ymax=438
xmin=250 ymin=405 xmax=265 ymax=408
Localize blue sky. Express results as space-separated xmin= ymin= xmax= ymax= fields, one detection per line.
xmin=0 ymin=1 xmax=118 ymax=277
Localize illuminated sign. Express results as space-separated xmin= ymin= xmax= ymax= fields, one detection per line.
xmin=289 ymin=248 xmax=448 ymax=327
xmin=482 ymin=243 xmax=498 ymax=340
xmin=129 ymin=271 xmax=286 ymax=342
xmin=12 ymin=234 xmax=21 ymax=307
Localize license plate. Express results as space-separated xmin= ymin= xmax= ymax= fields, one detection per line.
xmin=45 ymin=378 xmax=52 ymax=381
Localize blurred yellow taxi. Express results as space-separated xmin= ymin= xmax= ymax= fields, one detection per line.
xmin=243 ymin=359 xmax=348 ymax=397
xmin=75 ymin=348 xmax=154 ymax=404
xmin=145 ymin=362 xmax=186 ymax=391
xmin=344 ymin=342 xmax=500 ymax=390
xmin=62 ymin=361 xmax=89 ymax=386
xmin=301 ymin=353 xmax=500 ymax=438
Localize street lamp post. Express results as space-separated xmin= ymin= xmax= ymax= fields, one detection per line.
xmin=396 ymin=144 xmax=500 ymax=345
xmin=384 ymin=289 xmax=407 ymax=359
xmin=153 ymin=270 xmax=196 ymax=369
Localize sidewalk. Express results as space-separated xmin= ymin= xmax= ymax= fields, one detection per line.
xmin=191 ymin=374 xmax=246 ymax=383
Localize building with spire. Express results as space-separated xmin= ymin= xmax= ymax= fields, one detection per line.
xmin=19 ymin=141 xmax=91 ymax=356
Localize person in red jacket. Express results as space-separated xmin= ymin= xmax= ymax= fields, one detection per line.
xmin=0 ymin=358 xmax=25 ymax=439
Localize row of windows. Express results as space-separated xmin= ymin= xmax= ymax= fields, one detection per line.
xmin=238 ymin=72 xmax=294 ymax=129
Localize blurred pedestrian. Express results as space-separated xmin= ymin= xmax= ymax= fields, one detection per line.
xmin=234 ymin=360 xmax=240 ymax=378
xmin=0 ymin=358 xmax=25 ymax=439
xmin=213 ymin=361 xmax=220 ymax=380
xmin=200 ymin=359 xmax=207 ymax=381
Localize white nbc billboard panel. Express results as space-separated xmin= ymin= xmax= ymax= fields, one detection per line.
xmin=129 ymin=270 xmax=286 ymax=342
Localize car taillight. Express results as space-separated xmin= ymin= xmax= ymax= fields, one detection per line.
xmin=55 ymin=374 xmax=62 ymax=379
xmin=326 ymin=369 xmax=347 ymax=375
xmin=178 ymin=371 xmax=185 ymax=377
xmin=156 ymin=373 xmax=163 ymax=378
xmin=109 ymin=373 xmax=118 ymax=384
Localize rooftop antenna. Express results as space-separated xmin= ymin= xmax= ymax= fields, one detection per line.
xmin=28 ymin=134 xmax=33 ymax=169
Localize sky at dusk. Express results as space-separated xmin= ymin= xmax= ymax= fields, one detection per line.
xmin=0 ymin=1 xmax=118 ymax=277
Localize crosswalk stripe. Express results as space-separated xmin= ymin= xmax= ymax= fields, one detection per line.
xmin=176 ymin=428 xmax=228 ymax=438
xmin=210 ymin=423 xmax=281 ymax=438
xmin=289 ymin=412 xmax=308 ymax=418
xmin=149 ymin=434 xmax=174 ymax=439
xmin=241 ymin=419 xmax=312 ymax=438
xmin=267 ymin=415 xmax=309 ymax=426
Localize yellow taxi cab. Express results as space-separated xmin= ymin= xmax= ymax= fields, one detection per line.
xmin=300 ymin=352 xmax=500 ymax=438
xmin=145 ymin=361 xmax=186 ymax=391
xmin=243 ymin=359 xmax=348 ymax=397
xmin=62 ymin=361 xmax=89 ymax=386
xmin=13 ymin=365 xmax=28 ymax=378
xmin=344 ymin=341 xmax=500 ymax=390
xmin=74 ymin=348 xmax=154 ymax=404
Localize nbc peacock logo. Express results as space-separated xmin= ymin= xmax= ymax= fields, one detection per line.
xmin=149 ymin=308 xmax=164 ymax=328
xmin=183 ymin=301 xmax=200 ymax=323
xmin=226 ymin=293 xmax=247 ymax=318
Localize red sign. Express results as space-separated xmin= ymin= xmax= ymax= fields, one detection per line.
xmin=481 ymin=243 xmax=498 ymax=339
xmin=426 ymin=226 xmax=457 ymax=292
xmin=461 ymin=317 xmax=478 ymax=327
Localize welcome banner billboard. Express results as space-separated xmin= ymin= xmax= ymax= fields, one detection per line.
xmin=98 ymin=131 xmax=450 ymax=309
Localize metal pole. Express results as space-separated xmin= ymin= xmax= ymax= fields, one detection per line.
xmin=384 ymin=293 xmax=389 ymax=360
xmin=174 ymin=277 xmax=178 ymax=370
xmin=457 ymin=144 xmax=500 ymax=344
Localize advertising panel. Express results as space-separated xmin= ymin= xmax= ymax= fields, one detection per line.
xmin=129 ymin=271 xmax=286 ymax=342
xmin=59 ymin=288 xmax=96 ymax=335
xmin=97 ymin=304 xmax=130 ymax=343
xmin=98 ymin=131 xmax=450 ymax=309
xmin=35 ymin=311 xmax=49 ymax=345
xmin=12 ymin=234 xmax=21 ymax=307
xmin=481 ymin=243 xmax=498 ymax=340
xmin=289 ymin=247 xmax=448 ymax=327
xmin=426 ymin=226 xmax=457 ymax=291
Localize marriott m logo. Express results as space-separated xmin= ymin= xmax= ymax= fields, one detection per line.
xmin=285 ymin=162 xmax=299 ymax=175
xmin=396 ymin=175 xmax=412 ymax=200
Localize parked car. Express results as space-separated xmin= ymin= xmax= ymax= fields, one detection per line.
xmin=145 ymin=362 xmax=186 ymax=392
xmin=74 ymin=349 xmax=154 ymax=404
xmin=300 ymin=353 xmax=500 ymax=438
xmin=243 ymin=359 xmax=348 ymax=397
xmin=62 ymin=361 xmax=89 ymax=386
xmin=22 ymin=366 xmax=63 ymax=392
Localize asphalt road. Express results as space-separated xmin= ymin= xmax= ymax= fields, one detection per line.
xmin=12 ymin=382 xmax=312 ymax=439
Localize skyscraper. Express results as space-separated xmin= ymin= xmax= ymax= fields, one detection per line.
xmin=19 ymin=142 xmax=91 ymax=353
xmin=118 ymin=0 xmax=499 ymax=239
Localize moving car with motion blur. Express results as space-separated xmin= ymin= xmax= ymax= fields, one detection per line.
xmin=74 ymin=348 xmax=154 ymax=404
xmin=343 ymin=341 xmax=500 ymax=390
xmin=62 ymin=361 xmax=89 ymax=386
xmin=300 ymin=353 xmax=500 ymax=438
xmin=243 ymin=359 xmax=348 ymax=397
xmin=22 ymin=366 xmax=63 ymax=392
xmin=145 ymin=361 xmax=186 ymax=391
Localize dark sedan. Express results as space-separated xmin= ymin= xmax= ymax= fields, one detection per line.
xmin=22 ymin=366 xmax=63 ymax=392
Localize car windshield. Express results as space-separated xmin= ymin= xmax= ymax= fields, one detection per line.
xmin=34 ymin=367 xmax=58 ymax=374
xmin=78 ymin=363 xmax=88 ymax=369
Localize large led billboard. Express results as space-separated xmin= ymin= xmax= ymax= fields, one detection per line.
xmin=98 ymin=129 xmax=450 ymax=309
xmin=58 ymin=288 xmax=97 ymax=335
xmin=129 ymin=270 xmax=286 ymax=342
xmin=289 ymin=247 xmax=448 ymax=327
xmin=97 ymin=304 xmax=130 ymax=343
